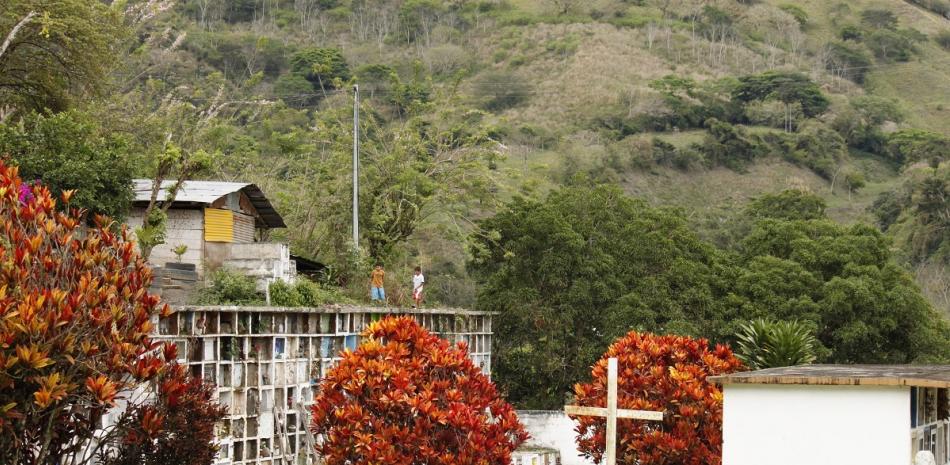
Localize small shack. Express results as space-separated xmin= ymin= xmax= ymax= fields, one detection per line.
xmin=710 ymin=365 xmax=950 ymax=465
xmin=128 ymin=180 xmax=290 ymax=280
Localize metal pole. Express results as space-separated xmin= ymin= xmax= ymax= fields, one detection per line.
xmin=352 ymin=84 xmax=359 ymax=249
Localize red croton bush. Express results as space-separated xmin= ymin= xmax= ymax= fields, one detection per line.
xmin=311 ymin=315 xmax=528 ymax=465
xmin=0 ymin=162 xmax=224 ymax=465
xmin=571 ymin=331 xmax=743 ymax=465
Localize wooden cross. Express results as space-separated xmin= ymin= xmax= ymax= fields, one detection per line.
xmin=564 ymin=358 xmax=664 ymax=465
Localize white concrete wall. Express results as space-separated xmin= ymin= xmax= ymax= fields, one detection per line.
xmin=722 ymin=384 xmax=911 ymax=465
xmin=516 ymin=411 xmax=596 ymax=465
xmin=127 ymin=208 xmax=205 ymax=274
xmin=221 ymin=242 xmax=295 ymax=283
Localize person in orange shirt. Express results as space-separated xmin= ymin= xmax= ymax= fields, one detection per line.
xmin=370 ymin=263 xmax=386 ymax=304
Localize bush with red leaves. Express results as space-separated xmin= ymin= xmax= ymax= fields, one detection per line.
xmin=311 ymin=316 xmax=528 ymax=465
xmin=571 ymin=332 xmax=744 ymax=465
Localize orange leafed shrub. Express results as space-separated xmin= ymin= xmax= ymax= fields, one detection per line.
xmin=571 ymin=332 xmax=744 ymax=465
xmin=0 ymin=162 xmax=223 ymax=464
xmin=311 ymin=315 xmax=528 ymax=465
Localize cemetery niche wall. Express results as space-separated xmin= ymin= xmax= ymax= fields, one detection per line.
xmin=153 ymin=305 xmax=494 ymax=465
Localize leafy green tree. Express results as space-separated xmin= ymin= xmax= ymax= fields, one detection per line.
xmin=866 ymin=29 xmax=920 ymax=62
xmin=824 ymin=42 xmax=872 ymax=83
xmin=472 ymin=71 xmax=530 ymax=112
xmin=0 ymin=0 xmax=125 ymax=113
xmin=469 ymin=185 xmax=734 ymax=408
xmin=696 ymin=119 xmax=764 ymax=171
xmin=887 ymin=129 xmax=948 ymax=165
xmin=735 ymin=318 xmax=819 ymax=370
xmin=735 ymin=216 xmax=950 ymax=363
xmin=0 ymin=110 xmax=133 ymax=219
xmin=276 ymin=101 xmax=500 ymax=279
xmin=733 ymin=71 xmax=830 ymax=131
xmin=747 ymin=190 xmax=826 ymax=220
xmin=289 ymin=48 xmax=350 ymax=98
xmin=861 ymin=8 xmax=898 ymax=29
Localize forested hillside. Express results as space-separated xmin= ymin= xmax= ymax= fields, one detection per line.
xmin=102 ymin=0 xmax=950 ymax=310
xmin=3 ymin=0 xmax=950 ymax=406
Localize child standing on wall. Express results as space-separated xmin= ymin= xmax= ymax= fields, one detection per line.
xmin=411 ymin=266 xmax=425 ymax=308
xmin=370 ymin=263 xmax=386 ymax=305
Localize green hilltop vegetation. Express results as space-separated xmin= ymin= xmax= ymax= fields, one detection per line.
xmin=2 ymin=0 xmax=949 ymax=406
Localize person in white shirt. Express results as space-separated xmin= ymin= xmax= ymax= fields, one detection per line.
xmin=411 ymin=266 xmax=425 ymax=308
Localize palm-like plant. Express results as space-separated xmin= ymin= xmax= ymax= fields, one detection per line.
xmin=735 ymin=318 xmax=818 ymax=370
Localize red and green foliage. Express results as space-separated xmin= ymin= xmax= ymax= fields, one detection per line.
xmin=571 ymin=332 xmax=744 ymax=465
xmin=311 ymin=316 xmax=528 ymax=465
xmin=0 ymin=161 xmax=224 ymax=464
xmin=101 ymin=372 xmax=227 ymax=465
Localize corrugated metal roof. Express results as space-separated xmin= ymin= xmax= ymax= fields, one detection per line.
xmin=132 ymin=179 xmax=286 ymax=228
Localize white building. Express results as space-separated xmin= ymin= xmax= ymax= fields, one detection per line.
xmin=710 ymin=365 xmax=950 ymax=465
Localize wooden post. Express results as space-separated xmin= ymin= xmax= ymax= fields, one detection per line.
xmin=606 ymin=357 xmax=618 ymax=465
xmin=564 ymin=357 xmax=663 ymax=465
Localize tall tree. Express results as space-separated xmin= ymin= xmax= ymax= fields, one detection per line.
xmin=0 ymin=110 xmax=134 ymax=220
xmin=733 ymin=71 xmax=829 ymax=131
xmin=735 ymin=207 xmax=950 ymax=363
xmin=0 ymin=1 xmax=125 ymax=116
xmin=469 ymin=185 xmax=733 ymax=409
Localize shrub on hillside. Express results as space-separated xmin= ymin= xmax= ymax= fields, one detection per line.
xmin=311 ymin=316 xmax=528 ymax=464
xmin=746 ymin=189 xmax=827 ymax=221
xmin=779 ymin=4 xmax=809 ymax=26
xmin=936 ymin=30 xmax=950 ymax=50
xmin=886 ymin=129 xmax=949 ymax=165
xmin=861 ymin=8 xmax=898 ymax=29
xmin=824 ymin=42 xmax=872 ymax=83
xmin=472 ymin=70 xmax=529 ymax=111
xmin=840 ymin=24 xmax=864 ymax=41
xmin=695 ymin=119 xmax=766 ymax=171
xmin=866 ymin=29 xmax=920 ymax=62
xmin=571 ymin=332 xmax=743 ymax=465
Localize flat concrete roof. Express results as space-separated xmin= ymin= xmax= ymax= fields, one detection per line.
xmin=709 ymin=364 xmax=950 ymax=388
xmin=173 ymin=304 xmax=496 ymax=316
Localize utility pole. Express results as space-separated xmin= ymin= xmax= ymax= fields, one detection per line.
xmin=352 ymin=84 xmax=359 ymax=249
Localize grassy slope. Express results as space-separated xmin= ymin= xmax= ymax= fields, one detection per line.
xmin=485 ymin=0 xmax=947 ymax=221
xmin=475 ymin=0 xmax=950 ymax=314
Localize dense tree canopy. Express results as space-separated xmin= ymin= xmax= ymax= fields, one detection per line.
xmin=733 ymin=71 xmax=830 ymax=118
xmin=474 ymin=187 xmax=950 ymax=408
xmin=0 ymin=1 xmax=125 ymax=113
xmin=734 ymin=198 xmax=950 ymax=363
xmin=469 ymin=185 xmax=733 ymax=409
xmin=0 ymin=110 xmax=134 ymax=219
